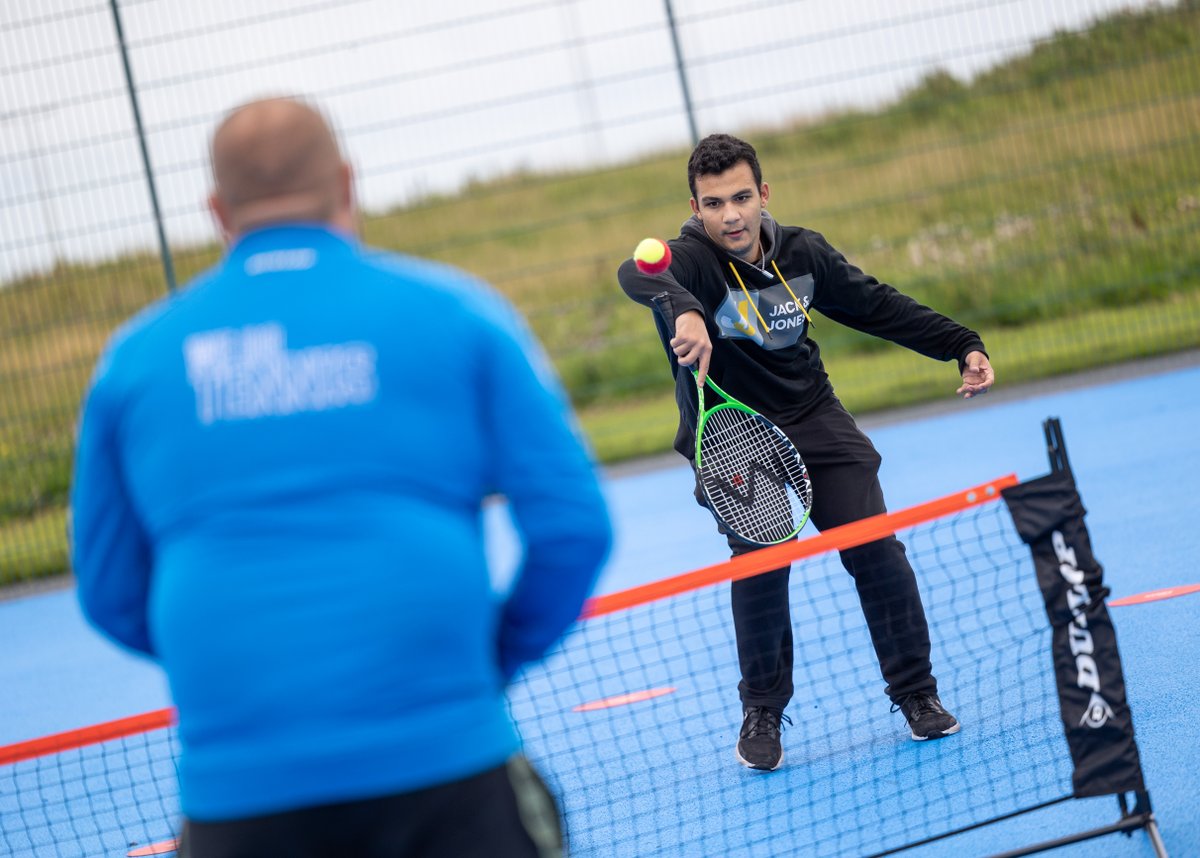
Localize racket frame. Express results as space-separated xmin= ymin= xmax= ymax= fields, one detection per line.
xmin=693 ymin=372 xmax=813 ymax=546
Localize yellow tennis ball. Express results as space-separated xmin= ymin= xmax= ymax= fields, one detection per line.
xmin=633 ymin=237 xmax=672 ymax=275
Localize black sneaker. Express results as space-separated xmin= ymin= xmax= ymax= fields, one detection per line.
xmin=735 ymin=706 xmax=790 ymax=771
xmin=894 ymin=693 xmax=961 ymax=741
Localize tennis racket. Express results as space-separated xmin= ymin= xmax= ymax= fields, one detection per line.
xmin=694 ymin=371 xmax=813 ymax=546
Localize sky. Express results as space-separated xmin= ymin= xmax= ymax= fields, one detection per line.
xmin=0 ymin=0 xmax=1173 ymax=284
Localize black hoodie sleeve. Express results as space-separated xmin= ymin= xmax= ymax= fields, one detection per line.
xmin=616 ymin=253 xmax=705 ymax=321
xmin=807 ymin=231 xmax=986 ymax=370
xmin=616 ymin=252 xmax=706 ymax=459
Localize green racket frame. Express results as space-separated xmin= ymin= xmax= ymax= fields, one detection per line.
xmin=693 ymin=370 xmax=813 ymax=545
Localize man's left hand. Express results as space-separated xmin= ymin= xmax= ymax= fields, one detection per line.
xmin=957 ymin=350 xmax=994 ymax=399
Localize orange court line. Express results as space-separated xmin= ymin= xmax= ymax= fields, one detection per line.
xmin=581 ymin=474 xmax=1019 ymax=619
xmin=0 ymin=707 xmax=176 ymax=766
xmin=1109 ymin=583 xmax=1200 ymax=606
xmin=573 ymin=687 xmax=677 ymax=712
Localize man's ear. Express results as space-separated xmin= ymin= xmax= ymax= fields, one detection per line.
xmin=208 ymin=192 xmax=233 ymax=244
xmin=760 ymin=182 xmax=770 ymax=206
xmin=334 ymin=161 xmax=360 ymax=236
xmin=338 ymin=161 xmax=353 ymax=210
xmin=689 ymin=197 xmax=700 ymax=217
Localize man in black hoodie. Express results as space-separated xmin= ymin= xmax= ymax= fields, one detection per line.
xmin=617 ymin=133 xmax=994 ymax=772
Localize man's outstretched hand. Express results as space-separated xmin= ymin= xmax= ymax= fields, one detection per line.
xmin=957 ymin=350 xmax=994 ymax=399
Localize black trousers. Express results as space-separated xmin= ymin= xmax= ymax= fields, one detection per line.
xmin=178 ymin=755 xmax=562 ymax=858
xmin=696 ymin=400 xmax=938 ymax=711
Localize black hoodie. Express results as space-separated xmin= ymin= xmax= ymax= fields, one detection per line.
xmin=617 ymin=212 xmax=986 ymax=459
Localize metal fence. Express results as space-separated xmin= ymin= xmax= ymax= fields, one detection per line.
xmin=2 ymin=0 xmax=1198 ymax=585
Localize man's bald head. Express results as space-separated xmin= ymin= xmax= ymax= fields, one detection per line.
xmin=209 ymin=97 xmax=355 ymax=240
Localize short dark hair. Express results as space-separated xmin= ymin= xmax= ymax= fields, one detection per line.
xmin=687 ymin=134 xmax=762 ymax=200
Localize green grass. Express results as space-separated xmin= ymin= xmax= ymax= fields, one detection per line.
xmin=578 ymin=288 xmax=1200 ymax=463
xmin=0 ymin=507 xmax=67 ymax=587
xmin=2 ymin=1 xmax=1199 ymax=585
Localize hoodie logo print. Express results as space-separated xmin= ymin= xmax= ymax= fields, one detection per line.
xmin=715 ymin=275 xmax=814 ymax=350
xmin=723 ymin=299 xmax=759 ymax=338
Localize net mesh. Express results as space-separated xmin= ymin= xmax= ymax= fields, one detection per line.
xmin=1 ymin=481 xmax=1070 ymax=857
xmin=512 ymin=495 xmax=1067 ymax=857
xmin=0 ymin=724 xmax=179 ymax=858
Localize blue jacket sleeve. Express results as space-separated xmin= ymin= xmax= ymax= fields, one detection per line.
xmin=70 ymin=355 xmax=156 ymax=658
xmin=480 ymin=303 xmax=613 ymax=682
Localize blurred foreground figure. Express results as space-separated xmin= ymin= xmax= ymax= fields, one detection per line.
xmin=72 ymin=96 xmax=611 ymax=858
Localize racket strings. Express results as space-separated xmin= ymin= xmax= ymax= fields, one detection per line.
xmin=699 ymin=407 xmax=812 ymax=544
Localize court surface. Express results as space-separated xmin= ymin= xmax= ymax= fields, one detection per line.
xmin=2 ymin=356 xmax=1197 ymax=856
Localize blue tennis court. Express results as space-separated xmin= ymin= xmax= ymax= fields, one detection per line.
xmin=2 ymin=356 xmax=1197 ymax=856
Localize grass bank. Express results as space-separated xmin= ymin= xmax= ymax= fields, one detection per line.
xmin=1 ymin=3 xmax=1198 ymax=584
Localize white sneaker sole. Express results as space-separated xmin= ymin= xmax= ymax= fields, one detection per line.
xmin=735 ymin=745 xmax=784 ymax=771
xmin=910 ymin=720 xmax=962 ymax=741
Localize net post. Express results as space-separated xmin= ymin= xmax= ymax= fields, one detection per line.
xmin=983 ymin=804 xmax=1162 ymax=858
xmin=998 ymin=418 xmax=1167 ymax=858
xmin=1042 ymin=416 xmax=1072 ymax=479
xmin=1132 ymin=791 xmax=1170 ymax=858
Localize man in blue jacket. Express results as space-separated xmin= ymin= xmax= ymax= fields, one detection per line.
xmin=71 ymin=97 xmax=612 ymax=858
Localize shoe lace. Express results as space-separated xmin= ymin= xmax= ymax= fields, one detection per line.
xmin=890 ymin=693 xmax=939 ymax=718
xmin=745 ymin=707 xmax=792 ymax=737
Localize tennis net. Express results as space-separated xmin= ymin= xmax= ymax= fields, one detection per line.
xmin=0 ymin=709 xmax=179 ymax=857
xmin=1 ymin=475 xmax=1090 ymax=857
xmin=509 ymin=475 xmax=1075 ymax=857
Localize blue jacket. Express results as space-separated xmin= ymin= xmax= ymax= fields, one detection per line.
xmin=71 ymin=225 xmax=612 ymax=821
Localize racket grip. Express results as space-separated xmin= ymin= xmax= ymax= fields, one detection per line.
xmin=649 ymin=291 xmax=674 ymax=327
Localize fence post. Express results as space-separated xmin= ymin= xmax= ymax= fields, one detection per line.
xmin=108 ymin=0 xmax=177 ymax=293
xmin=663 ymin=0 xmax=699 ymax=147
